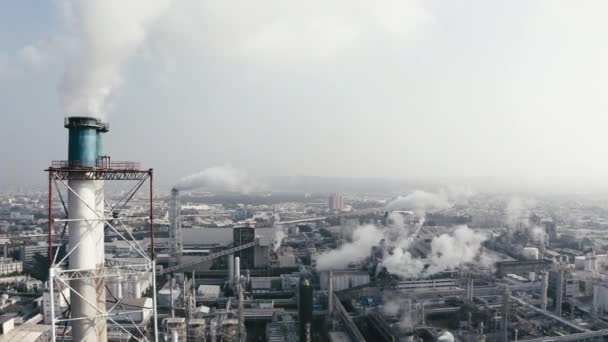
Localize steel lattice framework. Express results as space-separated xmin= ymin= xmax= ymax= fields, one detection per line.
xmin=46 ymin=166 xmax=158 ymax=342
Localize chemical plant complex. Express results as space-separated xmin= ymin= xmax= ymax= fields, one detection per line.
xmin=4 ymin=117 xmax=608 ymax=342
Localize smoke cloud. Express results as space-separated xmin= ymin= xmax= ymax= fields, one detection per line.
xmin=387 ymin=187 xmax=473 ymax=216
xmin=316 ymin=217 xmax=486 ymax=277
xmin=425 ymin=225 xmax=486 ymax=274
xmin=273 ymin=225 xmax=286 ymax=252
xmin=174 ymin=165 xmax=262 ymax=193
xmin=59 ymin=0 xmax=170 ymax=118
xmin=316 ymin=225 xmax=384 ymax=270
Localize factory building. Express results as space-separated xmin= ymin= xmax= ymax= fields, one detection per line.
xmin=397 ymin=278 xmax=457 ymax=292
xmin=496 ymin=260 xmax=552 ymax=277
xmin=320 ymin=270 xmax=370 ymax=291
xmin=329 ymin=193 xmax=345 ymax=212
xmin=0 ymin=258 xmax=22 ymax=275
xmin=234 ymin=227 xmax=256 ymax=269
xmin=42 ymin=286 xmax=70 ymax=324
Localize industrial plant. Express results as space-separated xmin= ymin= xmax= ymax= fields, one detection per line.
xmin=0 ymin=116 xmax=606 ymax=342
xmin=0 ymin=117 xmax=592 ymax=342
xmin=3 ymin=2 xmax=608 ymax=342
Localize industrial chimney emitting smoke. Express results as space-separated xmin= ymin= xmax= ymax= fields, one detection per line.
xmin=64 ymin=116 xmax=109 ymax=342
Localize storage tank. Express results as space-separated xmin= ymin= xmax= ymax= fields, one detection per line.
xmin=575 ymin=256 xmax=586 ymax=270
xmin=522 ymin=247 xmax=539 ymax=260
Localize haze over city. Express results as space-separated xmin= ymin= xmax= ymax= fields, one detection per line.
xmin=4 ymin=3 xmax=608 ymax=342
xmin=2 ymin=1 xmax=608 ymax=191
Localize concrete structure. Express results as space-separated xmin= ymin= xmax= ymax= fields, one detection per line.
xmin=541 ymin=271 xmax=549 ymax=311
xmin=320 ymin=271 xmax=370 ymax=292
xmin=234 ymin=227 xmax=255 ymax=269
xmin=556 ymin=268 xmax=564 ymax=316
xmin=169 ymin=188 xmax=183 ymax=265
xmin=0 ymin=258 xmax=22 ymax=275
xmin=522 ymin=247 xmax=539 ymax=260
xmin=329 ymin=193 xmax=345 ymax=212
xmin=397 ymin=278 xmax=457 ymax=292
xmin=65 ymin=117 xmax=108 ymax=342
xmin=501 ymin=288 xmax=510 ymax=342
xmin=496 ymin=260 xmax=552 ymax=277
xmin=197 ymin=285 xmax=220 ymax=299
xmin=42 ymin=287 xmax=70 ymax=324
xmin=593 ymin=279 xmax=608 ymax=317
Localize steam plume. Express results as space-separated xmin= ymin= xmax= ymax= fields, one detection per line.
xmin=59 ymin=0 xmax=170 ymax=117
xmin=387 ymin=187 xmax=473 ymax=216
xmin=316 ymin=218 xmax=486 ymax=276
xmin=174 ymin=165 xmax=261 ymax=193
xmin=273 ymin=226 xmax=286 ymax=252
xmin=316 ymin=225 xmax=383 ymax=270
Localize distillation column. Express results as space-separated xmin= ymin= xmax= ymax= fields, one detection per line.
xmin=169 ymin=188 xmax=183 ymax=265
xmin=65 ymin=117 xmax=108 ymax=342
xmin=541 ymin=272 xmax=549 ymax=311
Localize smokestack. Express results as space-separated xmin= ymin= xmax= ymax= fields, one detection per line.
xmin=501 ymin=287 xmax=510 ymax=342
xmin=228 ymin=254 xmax=234 ymax=288
xmin=328 ymin=270 xmax=334 ymax=317
xmin=556 ymin=268 xmax=564 ymax=317
xmin=170 ymin=278 xmax=175 ymax=318
xmin=238 ymin=276 xmax=245 ymax=342
xmin=299 ymin=277 xmax=313 ymax=342
xmin=65 ymin=116 xmax=108 ymax=342
xmin=169 ymin=188 xmax=183 ymax=265
xmin=541 ymin=272 xmax=548 ymax=311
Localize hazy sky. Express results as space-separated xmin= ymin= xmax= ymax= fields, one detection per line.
xmin=2 ymin=1 xmax=608 ymax=191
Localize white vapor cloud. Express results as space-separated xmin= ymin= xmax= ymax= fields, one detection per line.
xmin=317 ymin=216 xmax=486 ymax=277
xmin=387 ymin=187 xmax=473 ymax=215
xmin=174 ymin=165 xmax=262 ymax=193
xmin=316 ymin=224 xmax=384 ymax=270
xmin=151 ymin=0 xmax=432 ymax=66
xmin=58 ymin=0 xmax=170 ymax=118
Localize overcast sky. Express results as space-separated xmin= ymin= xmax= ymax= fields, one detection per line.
xmin=2 ymin=1 xmax=608 ymax=191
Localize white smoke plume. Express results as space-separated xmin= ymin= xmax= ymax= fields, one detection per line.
xmin=316 ymin=225 xmax=384 ymax=271
xmin=529 ymin=226 xmax=547 ymax=244
xmin=504 ymin=196 xmax=549 ymax=244
xmin=425 ymin=226 xmax=486 ymax=274
xmin=381 ymin=224 xmax=486 ymax=278
xmin=387 ymin=187 xmax=473 ymax=216
xmin=381 ymin=294 xmax=419 ymax=331
xmin=174 ymin=165 xmax=262 ymax=193
xmin=59 ymin=0 xmax=170 ymax=117
xmin=504 ymin=196 xmax=537 ymax=228
xmin=317 ymin=216 xmax=486 ymax=276
xmin=273 ymin=226 xmax=286 ymax=252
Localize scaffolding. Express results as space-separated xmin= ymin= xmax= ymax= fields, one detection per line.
xmin=46 ymin=163 xmax=158 ymax=342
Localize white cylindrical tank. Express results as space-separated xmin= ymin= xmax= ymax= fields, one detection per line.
xmin=575 ymin=256 xmax=586 ymax=270
xmin=522 ymin=247 xmax=539 ymax=260
xmin=235 ymin=257 xmax=241 ymax=285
